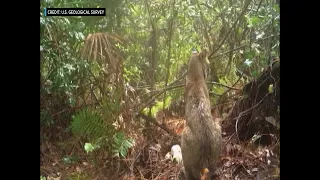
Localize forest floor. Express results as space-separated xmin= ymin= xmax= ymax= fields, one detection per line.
xmin=41 ymin=62 xmax=280 ymax=180
xmin=41 ymin=114 xmax=279 ymax=180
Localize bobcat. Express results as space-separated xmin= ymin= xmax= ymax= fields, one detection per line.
xmin=181 ymin=50 xmax=222 ymax=180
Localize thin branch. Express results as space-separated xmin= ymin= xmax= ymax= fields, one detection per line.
xmin=234 ymin=92 xmax=271 ymax=142
xmin=163 ymin=0 xmax=176 ymax=110
xmin=207 ymin=82 xmax=241 ymax=90
xmin=196 ymin=0 xmax=212 ymax=51
xmin=218 ymin=75 xmax=243 ymax=103
xmin=140 ymin=72 xmax=186 ymax=103
xmin=211 ymin=101 xmax=235 ymax=109
xmin=212 ymin=34 xmax=280 ymax=58
xmin=208 ymin=0 xmax=253 ymax=59
xmin=136 ymin=113 xmax=178 ymax=137
xmin=51 ymin=102 xmax=99 ymax=117
xmin=138 ymin=84 xmax=185 ymax=113
xmin=138 ymin=81 xmax=239 ymax=113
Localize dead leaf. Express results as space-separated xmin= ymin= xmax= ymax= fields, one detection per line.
xmin=221 ymin=156 xmax=232 ymax=161
xmin=224 ymin=160 xmax=233 ymax=167
xmin=47 ymin=176 xmax=61 ymax=180
xmin=251 ymin=168 xmax=258 ymax=172
xmin=265 ymin=116 xmax=280 ymax=129
xmin=226 ymin=144 xmax=233 ymax=155
xmin=76 ymin=166 xmax=82 ymax=172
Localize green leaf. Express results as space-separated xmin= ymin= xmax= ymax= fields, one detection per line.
xmin=112 ymin=149 xmax=120 ymax=157
xmin=268 ymin=84 xmax=274 ymax=93
xmin=251 ymin=70 xmax=257 ymax=77
xmin=141 ymin=108 xmax=149 ymax=115
xmin=123 ymin=139 xmax=134 ymax=149
xmin=237 ymin=27 xmax=243 ymax=37
xmin=215 ymin=7 xmax=220 ymax=13
xmin=63 ymin=157 xmax=72 ymax=164
xmin=244 ymin=59 xmax=253 ymax=67
xmin=248 ymin=16 xmax=262 ymax=28
xmin=111 ymin=132 xmax=134 ymax=158
xmin=273 ymin=4 xmax=280 ymax=13
xmin=71 ymin=108 xmax=107 ymax=140
xmin=116 ymin=131 xmax=125 ymax=140
xmin=251 ymin=17 xmax=261 ymax=25
xmin=164 ymin=96 xmax=172 ymax=109
xmin=244 ymin=51 xmax=256 ymax=60
xmin=119 ymin=148 xmax=126 ymax=157
xmin=75 ymin=32 xmax=85 ymax=40
xmin=63 ymin=155 xmax=78 ymax=164
xmin=84 ymin=143 xmax=95 ymax=153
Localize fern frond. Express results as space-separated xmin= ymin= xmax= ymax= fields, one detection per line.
xmin=71 ymin=108 xmax=106 ymax=140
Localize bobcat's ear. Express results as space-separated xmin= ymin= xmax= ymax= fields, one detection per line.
xmin=199 ymin=49 xmax=210 ymax=65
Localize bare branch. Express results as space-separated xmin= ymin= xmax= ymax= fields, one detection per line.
xmin=212 ymin=34 xmax=280 ymax=58
xmin=207 ymin=82 xmax=241 ymax=91
xmin=136 ymin=113 xmax=179 ymax=137
xmin=208 ymin=0 xmax=253 ymax=59
xmin=234 ymin=93 xmax=271 ymax=142
xmin=138 ymin=81 xmax=240 ymax=113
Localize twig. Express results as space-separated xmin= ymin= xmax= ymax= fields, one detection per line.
xmin=208 ymin=0 xmax=253 ymax=59
xmin=217 ymin=75 xmax=243 ymax=106
xmin=130 ymin=151 xmax=142 ymax=177
xmin=209 ymin=92 xmax=223 ymax=96
xmin=211 ymin=101 xmax=235 ymax=109
xmin=138 ymin=81 xmax=238 ymax=113
xmin=210 ymin=32 xmax=279 ymax=59
xmin=208 ymin=82 xmax=241 ymax=90
xmin=234 ymin=92 xmax=270 ymax=142
xmin=139 ymin=72 xmax=186 ymax=103
xmin=138 ymin=84 xmax=185 ymax=113
xmin=50 ymin=102 xmax=99 ymax=117
xmin=136 ymin=113 xmax=179 ymax=137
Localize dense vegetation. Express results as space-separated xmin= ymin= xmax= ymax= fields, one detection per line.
xmin=40 ymin=0 xmax=280 ymax=179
